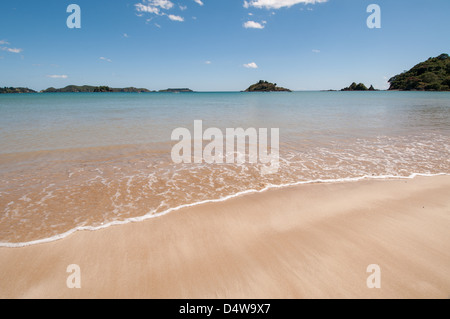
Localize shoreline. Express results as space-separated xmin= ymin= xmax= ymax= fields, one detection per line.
xmin=1 ymin=175 xmax=449 ymax=298
xmin=3 ymin=89 xmax=450 ymax=95
xmin=1 ymin=172 xmax=448 ymax=248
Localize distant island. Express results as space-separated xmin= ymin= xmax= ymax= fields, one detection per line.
xmin=244 ymin=80 xmax=291 ymax=92
xmin=389 ymin=53 xmax=450 ymax=91
xmin=0 ymin=87 xmax=37 ymax=94
xmin=158 ymin=88 xmax=194 ymax=93
xmin=341 ymin=83 xmax=376 ymax=91
xmin=0 ymin=85 xmax=197 ymax=94
xmin=41 ymin=85 xmax=151 ymax=93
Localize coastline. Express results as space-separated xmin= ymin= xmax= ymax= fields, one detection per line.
xmin=1 ymin=175 xmax=449 ymax=298
xmin=0 ymin=172 xmax=447 ymax=248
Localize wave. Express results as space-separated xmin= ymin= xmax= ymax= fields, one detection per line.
xmin=1 ymin=172 xmax=448 ymax=248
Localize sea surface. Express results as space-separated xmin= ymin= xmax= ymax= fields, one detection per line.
xmin=1 ymin=92 xmax=449 ymax=246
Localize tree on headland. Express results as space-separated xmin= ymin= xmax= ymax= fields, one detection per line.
xmin=388 ymin=53 xmax=450 ymax=91
xmin=0 ymin=87 xmax=36 ymax=94
xmin=93 ymin=86 xmax=113 ymax=92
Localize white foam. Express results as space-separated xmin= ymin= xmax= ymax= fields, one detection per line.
xmin=0 ymin=172 xmax=448 ymax=248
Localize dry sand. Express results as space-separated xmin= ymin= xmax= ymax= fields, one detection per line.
xmin=0 ymin=175 xmax=449 ymax=299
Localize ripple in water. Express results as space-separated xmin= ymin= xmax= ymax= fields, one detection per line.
xmin=0 ymin=132 xmax=449 ymax=246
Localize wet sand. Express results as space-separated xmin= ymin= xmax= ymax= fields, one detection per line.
xmin=0 ymin=175 xmax=449 ymax=299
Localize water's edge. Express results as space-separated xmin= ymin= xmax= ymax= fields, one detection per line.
xmin=1 ymin=172 xmax=447 ymax=248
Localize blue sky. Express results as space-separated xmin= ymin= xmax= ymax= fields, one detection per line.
xmin=0 ymin=0 xmax=449 ymax=91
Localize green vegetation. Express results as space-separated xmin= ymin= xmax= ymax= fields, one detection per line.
xmin=0 ymin=87 xmax=37 ymax=94
xmin=120 ymin=87 xmax=153 ymax=93
xmin=158 ymin=88 xmax=194 ymax=93
xmin=341 ymin=83 xmax=376 ymax=91
xmin=42 ymin=85 xmax=98 ymax=93
xmin=41 ymin=85 xmax=151 ymax=93
xmin=94 ymin=86 xmax=113 ymax=92
xmin=245 ymin=80 xmax=291 ymax=92
xmin=388 ymin=53 xmax=450 ymax=91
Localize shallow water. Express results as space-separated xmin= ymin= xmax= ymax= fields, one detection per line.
xmin=1 ymin=91 xmax=449 ymax=245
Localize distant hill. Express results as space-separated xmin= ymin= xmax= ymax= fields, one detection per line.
xmin=244 ymin=80 xmax=291 ymax=92
xmin=158 ymin=88 xmax=193 ymax=93
xmin=41 ymin=85 xmax=151 ymax=93
xmin=341 ymin=83 xmax=376 ymax=91
xmin=388 ymin=53 xmax=450 ymax=91
xmin=0 ymin=87 xmax=37 ymax=94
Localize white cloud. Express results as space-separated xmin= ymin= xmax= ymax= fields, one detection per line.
xmin=244 ymin=0 xmax=327 ymax=9
xmin=243 ymin=21 xmax=265 ymax=29
xmin=243 ymin=62 xmax=258 ymax=69
xmin=205 ymin=60 xmax=212 ymax=64
xmin=149 ymin=0 xmax=174 ymax=10
xmin=136 ymin=0 xmax=188 ymax=23
xmin=194 ymin=0 xmax=204 ymax=5
xmin=0 ymin=40 xmax=9 ymax=45
xmin=8 ymin=48 xmax=22 ymax=53
xmin=47 ymin=75 xmax=68 ymax=79
xmin=123 ymin=33 xmax=129 ymax=38
xmin=135 ymin=0 xmax=174 ymax=16
xmin=135 ymin=3 xmax=161 ymax=15
xmin=0 ymin=47 xmax=23 ymax=54
xmin=168 ymin=14 xmax=184 ymax=21
xmin=100 ymin=57 xmax=113 ymax=62
xmin=312 ymin=49 xmax=320 ymax=53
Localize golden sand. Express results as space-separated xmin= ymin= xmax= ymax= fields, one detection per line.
xmin=0 ymin=175 xmax=449 ymax=299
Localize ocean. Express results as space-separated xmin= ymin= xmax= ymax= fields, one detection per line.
xmin=1 ymin=91 xmax=449 ymax=246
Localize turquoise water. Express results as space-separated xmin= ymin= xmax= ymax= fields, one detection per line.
xmin=1 ymin=91 xmax=449 ymax=153
xmin=0 ymin=91 xmax=449 ymax=245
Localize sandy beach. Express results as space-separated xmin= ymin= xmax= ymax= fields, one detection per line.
xmin=0 ymin=175 xmax=449 ymax=299
xmin=1 ymin=0 xmax=450 ymax=303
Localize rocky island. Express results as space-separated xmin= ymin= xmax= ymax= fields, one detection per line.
xmin=388 ymin=53 xmax=450 ymax=91
xmin=341 ymin=83 xmax=376 ymax=91
xmin=244 ymin=80 xmax=291 ymax=92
